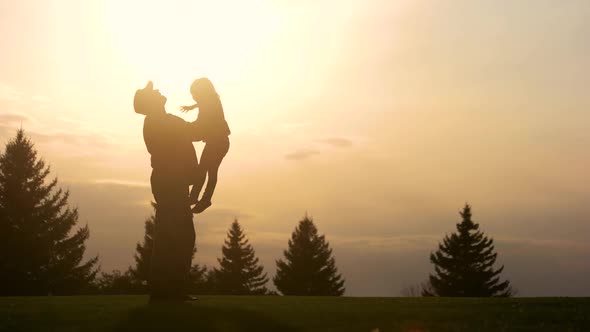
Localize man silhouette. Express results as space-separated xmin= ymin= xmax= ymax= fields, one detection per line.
xmin=134 ymin=81 xmax=202 ymax=302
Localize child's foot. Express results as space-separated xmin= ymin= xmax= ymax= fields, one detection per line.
xmin=192 ymin=200 xmax=212 ymax=214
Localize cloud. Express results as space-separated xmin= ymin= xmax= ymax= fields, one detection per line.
xmin=285 ymin=149 xmax=320 ymax=161
xmin=330 ymin=234 xmax=439 ymax=252
xmin=66 ymin=180 xmax=152 ymax=208
xmin=280 ymin=137 xmax=354 ymax=163
xmin=93 ymin=179 xmax=150 ymax=188
xmin=278 ymin=122 xmax=313 ymax=134
xmin=497 ymin=237 xmax=590 ymax=252
xmin=202 ymin=206 xmax=254 ymax=221
xmin=0 ymin=82 xmax=23 ymax=101
xmin=33 ymin=131 xmax=115 ymax=148
xmin=31 ymin=95 xmax=52 ymax=103
xmin=0 ymin=112 xmax=115 ymax=150
xmin=0 ymin=112 xmax=35 ymax=125
xmin=318 ymin=137 xmax=353 ymax=148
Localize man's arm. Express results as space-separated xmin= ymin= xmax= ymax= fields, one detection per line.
xmin=168 ymin=114 xmax=204 ymax=142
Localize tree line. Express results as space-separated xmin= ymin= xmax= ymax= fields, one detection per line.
xmin=0 ymin=130 xmax=513 ymax=297
xmin=96 ymin=208 xmax=345 ymax=296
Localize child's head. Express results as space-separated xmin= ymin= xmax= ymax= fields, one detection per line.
xmin=190 ymin=77 xmax=219 ymax=105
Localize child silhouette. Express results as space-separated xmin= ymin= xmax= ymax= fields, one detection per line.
xmin=180 ymin=78 xmax=230 ymax=214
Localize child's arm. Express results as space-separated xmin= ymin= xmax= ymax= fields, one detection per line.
xmin=180 ymin=103 xmax=198 ymax=113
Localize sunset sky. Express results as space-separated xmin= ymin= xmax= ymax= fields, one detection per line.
xmin=1 ymin=0 xmax=589 ymax=296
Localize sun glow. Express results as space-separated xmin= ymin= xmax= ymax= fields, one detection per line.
xmin=43 ymin=1 xmax=385 ymax=138
xmin=102 ymin=1 xmax=281 ymax=91
xmin=79 ymin=0 xmax=290 ymax=132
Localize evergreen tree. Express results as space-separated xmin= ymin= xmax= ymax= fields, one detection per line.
xmin=428 ymin=204 xmax=512 ymax=297
xmin=0 ymin=129 xmax=98 ymax=295
xmin=94 ymin=269 xmax=143 ymax=294
xmin=189 ymin=263 xmax=216 ymax=294
xmin=214 ymin=219 xmax=269 ymax=295
xmin=274 ymin=215 xmax=345 ymax=296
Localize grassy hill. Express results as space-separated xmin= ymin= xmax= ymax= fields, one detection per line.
xmin=0 ymin=296 xmax=588 ymax=332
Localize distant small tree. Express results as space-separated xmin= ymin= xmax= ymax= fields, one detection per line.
xmin=428 ymin=204 xmax=513 ymax=297
xmin=189 ymin=263 xmax=217 ymax=294
xmin=94 ymin=269 xmax=143 ymax=294
xmin=274 ymin=215 xmax=345 ymax=296
xmin=214 ymin=219 xmax=269 ymax=295
xmin=0 ymin=129 xmax=98 ymax=295
xmin=421 ymin=280 xmax=435 ymax=297
xmin=94 ymin=263 xmax=211 ymax=295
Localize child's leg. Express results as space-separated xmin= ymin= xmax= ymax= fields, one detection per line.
xmin=191 ymin=162 xmax=218 ymax=214
xmin=190 ymin=142 xmax=217 ymax=203
xmin=192 ymin=138 xmax=229 ymax=213
xmin=200 ymin=138 xmax=229 ymax=203
xmin=200 ymin=161 xmax=221 ymax=203
xmin=190 ymin=164 xmax=207 ymax=203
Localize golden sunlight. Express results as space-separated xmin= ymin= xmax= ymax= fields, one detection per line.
xmin=102 ymin=0 xmax=282 ymax=87
xmin=1 ymin=1 xmax=590 ymax=328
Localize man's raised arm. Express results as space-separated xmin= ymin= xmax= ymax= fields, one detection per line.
xmin=168 ymin=114 xmax=204 ymax=142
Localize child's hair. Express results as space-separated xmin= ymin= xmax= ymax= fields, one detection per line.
xmin=190 ymin=77 xmax=221 ymax=106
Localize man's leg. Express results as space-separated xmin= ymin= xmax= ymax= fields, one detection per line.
xmin=172 ymin=191 xmax=195 ymax=298
xmin=150 ymin=173 xmax=195 ymax=301
xmin=150 ymin=174 xmax=176 ymax=300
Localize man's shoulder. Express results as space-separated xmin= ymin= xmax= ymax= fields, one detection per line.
xmin=164 ymin=113 xmax=184 ymax=121
xmin=159 ymin=113 xmax=192 ymax=128
xmin=144 ymin=113 xmax=189 ymax=132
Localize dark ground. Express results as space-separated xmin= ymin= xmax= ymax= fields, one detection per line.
xmin=0 ymin=296 xmax=588 ymax=332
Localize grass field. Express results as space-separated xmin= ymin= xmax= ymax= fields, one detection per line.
xmin=0 ymin=296 xmax=588 ymax=332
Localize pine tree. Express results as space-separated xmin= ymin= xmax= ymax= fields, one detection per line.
xmin=0 ymin=129 xmax=98 ymax=295
xmin=95 ymin=269 xmax=142 ymax=294
xmin=214 ymin=219 xmax=269 ymax=295
xmin=274 ymin=215 xmax=345 ymax=296
xmin=189 ymin=263 xmax=215 ymax=294
xmin=428 ymin=204 xmax=512 ymax=297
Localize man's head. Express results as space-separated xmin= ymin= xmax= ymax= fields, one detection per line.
xmin=134 ymin=81 xmax=167 ymax=115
